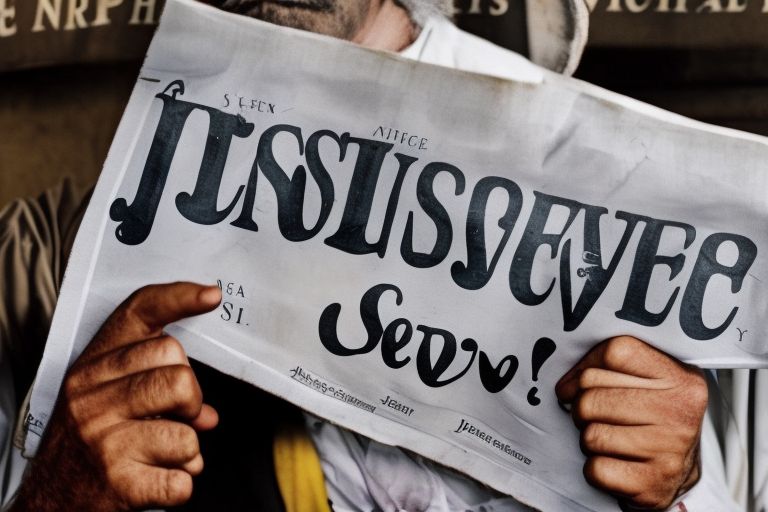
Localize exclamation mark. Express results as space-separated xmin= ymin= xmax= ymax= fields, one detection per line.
xmin=527 ymin=337 xmax=557 ymax=406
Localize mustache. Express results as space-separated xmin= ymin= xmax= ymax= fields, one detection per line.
xmin=213 ymin=0 xmax=335 ymax=14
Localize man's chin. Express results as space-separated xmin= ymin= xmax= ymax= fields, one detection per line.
xmin=212 ymin=0 xmax=333 ymax=16
xmin=207 ymin=0 xmax=365 ymax=41
xmin=260 ymin=0 xmax=333 ymax=10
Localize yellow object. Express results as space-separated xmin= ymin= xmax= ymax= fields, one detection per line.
xmin=273 ymin=423 xmax=332 ymax=512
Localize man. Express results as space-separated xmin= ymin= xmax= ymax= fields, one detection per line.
xmin=0 ymin=1 xmax=720 ymax=510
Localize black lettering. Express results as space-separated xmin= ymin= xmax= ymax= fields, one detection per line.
xmin=560 ymin=209 xmax=641 ymax=330
xmin=509 ymin=192 xmax=582 ymax=305
xmin=381 ymin=318 xmax=413 ymax=368
xmin=174 ymin=112 xmax=253 ymax=226
xmin=415 ymin=326 xmax=478 ymax=387
xmin=325 ymin=138 xmax=417 ymax=257
xmin=318 ymin=283 xmax=400 ymax=356
xmin=478 ymin=351 xmax=519 ymax=393
xmin=229 ymin=156 xmax=261 ymax=232
xmin=680 ymin=233 xmax=757 ymax=340
xmin=246 ymin=125 xmax=342 ymax=241
xmin=221 ymin=302 xmax=233 ymax=321
xmin=615 ymin=217 xmax=695 ymax=326
xmin=401 ymin=162 xmax=465 ymax=268
xmin=110 ymin=81 xmax=198 ymax=245
xmin=452 ymin=177 xmax=523 ymax=290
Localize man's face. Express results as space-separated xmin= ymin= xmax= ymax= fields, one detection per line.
xmin=209 ymin=0 xmax=376 ymax=40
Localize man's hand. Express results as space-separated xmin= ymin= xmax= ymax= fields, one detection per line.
xmin=12 ymin=282 xmax=221 ymax=512
xmin=555 ymin=336 xmax=708 ymax=511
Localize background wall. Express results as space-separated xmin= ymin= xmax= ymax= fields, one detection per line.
xmin=0 ymin=63 xmax=138 ymax=207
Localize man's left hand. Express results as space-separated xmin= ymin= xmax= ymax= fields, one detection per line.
xmin=555 ymin=336 xmax=708 ymax=511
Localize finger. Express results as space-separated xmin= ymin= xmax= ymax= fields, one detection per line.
xmin=138 ymin=421 xmax=203 ymax=475
xmin=580 ymin=423 xmax=676 ymax=460
xmin=583 ymin=456 xmax=651 ymax=499
xmin=114 ymin=466 xmax=194 ymax=509
xmin=183 ymin=453 xmax=204 ymax=475
xmin=86 ymin=282 xmax=221 ymax=358
xmin=556 ymin=367 xmax=670 ymax=405
xmin=573 ymin=388 xmax=667 ymax=427
xmin=105 ymin=419 xmax=202 ymax=472
xmin=79 ymin=365 xmax=204 ymax=428
xmin=556 ymin=336 xmax=678 ymax=399
xmin=71 ymin=336 xmax=189 ymax=390
xmin=190 ymin=403 xmax=219 ymax=432
xmin=586 ymin=455 xmax=685 ymax=510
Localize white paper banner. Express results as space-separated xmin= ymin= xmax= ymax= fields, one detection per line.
xmin=24 ymin=1 xmax=768 ymax=510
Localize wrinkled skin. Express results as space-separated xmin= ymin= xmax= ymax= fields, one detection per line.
xmin=556 ymin=336 xmax=707 ymax=510
xmin=11 ymin=283 xmax=221 ymax=511
xmin=206 ymin=0 xmax=373 ymax=39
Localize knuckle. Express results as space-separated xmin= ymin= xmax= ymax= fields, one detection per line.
xmin=126 ymin=285 xmax=151 ymax=308
xmin=617 ymin=463 xmax=677 ymax=510
xmin=111 ymin=346 xmax=135 ymax=373
xmin=628 ymin=491 xmax=664 ymax=510
xmin=665 ymin=416 xmax=700 ymax=450
xmin=62 ymin=376 xmax=81 ymax=405
xmin=650 ymin=487 xmax=675 ymax=509
xmin=104 ymin=461 xmax=129 ymax=494
xmin=120 ymin=288 xmax=151 ymax=331
xmin=657 ymin=455 xmax=685 ymax=480
xmin=185 ymin=454 xmax=204 ymax=476
xmin=157 ymin=337 xmax=186 ymax=364
xmin=160 ymin=470 xmax=193 ymax=506
xmin=170 ymin=366 xmax=195 ymax=396
xmin=578 ymin=368 xmax=598 ymax=389
xmin=168 ymin=366 xmax=201 ymax=410
xmin=97 ymin=434 xmax=121 ymax=469
xmin=166 ymin=423 xmax=199 ymax=457
xmin=110 ymin=302 xmax=138 ymax=333
xmin=180 ymin=427 xmax=200 ymax=456
xmin=63 ymin=392 xmax=88 ymax=424
xmin=582 ymin=457 xmax=602 ymax=487
xmin=674 ymin=376 xmax=708 ymax=429
xmin=603 ymin=336 xmax=638 ymax=367
xmin=581 ymin=423 xmax=602 ymax=453
xmin=574 ymin=389 xmax=598 ymax=422
xmin=128 ymin=370 xmax=151 ymax=402
xmin=686 ymin=374 xmax=709 ymax=411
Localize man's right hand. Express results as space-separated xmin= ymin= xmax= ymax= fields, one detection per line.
xmin=11 ymin=282 xmax=222 ymax=512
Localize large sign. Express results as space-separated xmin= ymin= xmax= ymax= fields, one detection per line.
xmin=0 ymin=0 xmax=160 ymax=70
xmin=24 ymin=1 xmax=768 ymax=510
xmin=586 ymin=0 xmax=768 ymax=47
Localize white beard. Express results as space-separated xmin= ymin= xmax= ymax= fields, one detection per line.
xmin=396 ymin=0 xmax=452 ymax=25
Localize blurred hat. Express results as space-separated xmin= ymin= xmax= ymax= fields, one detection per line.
xmin=526 ymin=0 xmax=589 ymax=75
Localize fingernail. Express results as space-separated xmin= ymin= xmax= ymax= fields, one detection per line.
xmin=557 ymin=400 xmax=572 ymax=413
xmin=199 ymin=286 xmax=222 ymax=305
